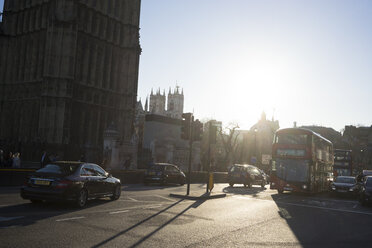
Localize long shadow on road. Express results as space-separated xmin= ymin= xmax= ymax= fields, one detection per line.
xmin=271 ymin=193 xmax=372 ymax=248
xmin=0 ymin=198 xmax=116 ymax=228
xmin=92 ymin=198 xmax=207 ymax=248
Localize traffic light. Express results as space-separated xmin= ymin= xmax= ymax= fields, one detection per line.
xmin=181 ymin=113 xmax=192 ymax=140
xmin=193 ymin=119 xmax=203 ymax=141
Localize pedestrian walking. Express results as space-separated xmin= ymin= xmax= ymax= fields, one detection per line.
xmin=12 ymin=152 xmax=21 ymax=168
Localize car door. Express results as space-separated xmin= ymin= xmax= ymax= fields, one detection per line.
xmin=92 ymin=164 xmax=111 ymax=194
xmin=80 ymin=164 xmax=98 ymax=196
xmin=166 ymin=165 xmax=178 ymax=184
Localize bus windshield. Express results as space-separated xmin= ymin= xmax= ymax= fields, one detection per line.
xmin=275 ymin=159 xmax=309 ymax=182
xmin=275 ymin=133 xmax=309 ymax=145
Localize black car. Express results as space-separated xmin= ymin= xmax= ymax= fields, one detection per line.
xmin=330 ymin=176 xmax=358 ymax=196
xmin=228 ymin=164 xmax=266 ymax=188
xmin=144 ymin=163 xmax=186 ymax=186
xmin=21 ymin=161 xmax=121 ymax=207
xmin=358 ymin=176 xmax=372 ymax=206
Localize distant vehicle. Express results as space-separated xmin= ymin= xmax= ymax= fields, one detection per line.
xmin=330 ymin=176 xmax=358 ymax=196
xmin=21 ymin=161 xmax=121 ymax=207
xmin=144 ymin=163 xmax=186 ymax=186
xmin=356 ymin=170 xmax=372 ymax=183
xmin=228 ymin=164 xmax=266 ymax=188
xmin=270 ymin=128 xmax=334 ymax=194
xmin=258 ymin=168 xmax=270 ymax=184
xmin=358 ymin=176 xmax=372 ymax=206
xmin=333 ymin=149 xmax=352 ymax=176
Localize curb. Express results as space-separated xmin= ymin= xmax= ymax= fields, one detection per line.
xmin=169 ymin=193 xmax=227 ymax=200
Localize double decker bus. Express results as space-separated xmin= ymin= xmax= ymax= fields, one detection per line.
xmin=333 ymin=149 xmax=352 ymax=176
xmin=270 ymin=128 xmax=334 ymax=194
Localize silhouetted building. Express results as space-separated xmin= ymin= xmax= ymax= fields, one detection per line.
xmin=147 ymin=86 xmax=184 ymax=119
xmin=343 ymin=125 xmax=372 ymax=171
xmin=0 ymin=0 xmax=141 ymax=162
xmin=243 ymin=112 xmax=279 ymax=171
xmin=300 ymin=125 xmax=348 ymax=149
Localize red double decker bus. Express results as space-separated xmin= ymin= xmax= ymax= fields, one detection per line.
xmin=270 ymin=128 xmax=334 ymax=194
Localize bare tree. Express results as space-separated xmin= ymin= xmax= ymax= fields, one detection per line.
xmin=219 ymin=122 xmax=240 ymax=168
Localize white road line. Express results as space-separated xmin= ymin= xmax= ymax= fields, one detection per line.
xmin=56 ymin=216 xmax=86 ymax=222
xmin=128 ymin=197 xmax=139 ymax=202
xmin=155 ymin=195 xmax=177 ymax=202
xmin=276 ymin=201 xmax=372 ymax=216
xmin=109 ymin=210 xmax=129 ymax=215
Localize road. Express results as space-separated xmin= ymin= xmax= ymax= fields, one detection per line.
xmin=1 ymin=184 xmax=372 ymax=248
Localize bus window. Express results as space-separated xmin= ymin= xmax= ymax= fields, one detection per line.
xmin=275 ymin=133 xmax=309 ymax=145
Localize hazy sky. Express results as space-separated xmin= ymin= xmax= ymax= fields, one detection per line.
xmin=138 ymin=0 xmax=372 ymax=131
xmin=1 ymin=1 xmax=372 ymax=131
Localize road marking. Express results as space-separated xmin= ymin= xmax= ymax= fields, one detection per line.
xmin=109 ymin=210 xmax=129 ymax=214
xmin=155 ymin=195 xmax=177 ymax=202
xmin=128 ymin=197 xmax=138 ymax=202
xmin=276 ymin=201 xmax=372 ymax=216
xmin=0 ymin=216 xmax=24 ymax=222
xmin=56 ymin=216 xmax=85 ymax=222
xmin=144 ymin=204 xmax=163 ymax=209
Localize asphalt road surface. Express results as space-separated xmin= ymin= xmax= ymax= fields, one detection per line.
xmin=1 ymin=183 xmax=372 ymax=248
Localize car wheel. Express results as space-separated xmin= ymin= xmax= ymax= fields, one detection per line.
xmin=111 ymin=184 xmax=121 ymax=200
xmin=229 ymin=183 xmax=234 ymax=187
xmin=30 ymin=199 xmax=42 ymax=204
xmin=76 ymin=189 xmax=88 ymax=208
xmin=278 ymin=189 xmax=284 ymax=194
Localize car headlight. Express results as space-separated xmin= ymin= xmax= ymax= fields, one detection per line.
xmin=349 ymin=188 xmax=354 ymax=192
xmin=302 ymin=184 xmax=308 ymax=189
xmin=331 ymin=186 xmax=336 ymax=190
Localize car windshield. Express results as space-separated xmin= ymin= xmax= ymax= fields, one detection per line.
xmin=335 ymin=177 xmax=356 ymax=184
xmin=275 ymin=159 xmax=309 ymax=182
xmin=37 ymin=163 xmax=79 ymax=175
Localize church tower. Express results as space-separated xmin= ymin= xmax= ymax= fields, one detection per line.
xmin=167 ymin=86 xmax=184 ymax=119
xmin=149 ymin=88 xmax=166 ymax=115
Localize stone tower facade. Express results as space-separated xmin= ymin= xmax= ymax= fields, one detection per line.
xmin=0 ymin=0 xmax=141 ymax=163
xmin=147 ymin=86 xmax=184 ymax=120
xmin=149 ymin=89 xmax=166 ymax=116
xmin=167 ymin=86 xmax=184 ymax=119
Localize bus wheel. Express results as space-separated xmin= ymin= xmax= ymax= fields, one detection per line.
xmin=278 ymin=189 xmax=284 ymax=194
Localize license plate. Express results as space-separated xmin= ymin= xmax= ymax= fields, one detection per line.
xmin=284 ymin=187 xmax=293 ymax=191
xmin=34 ymin=180 xmax=51 ymax=186
xmin=337 ymin=189 xmax=347 ymax=193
